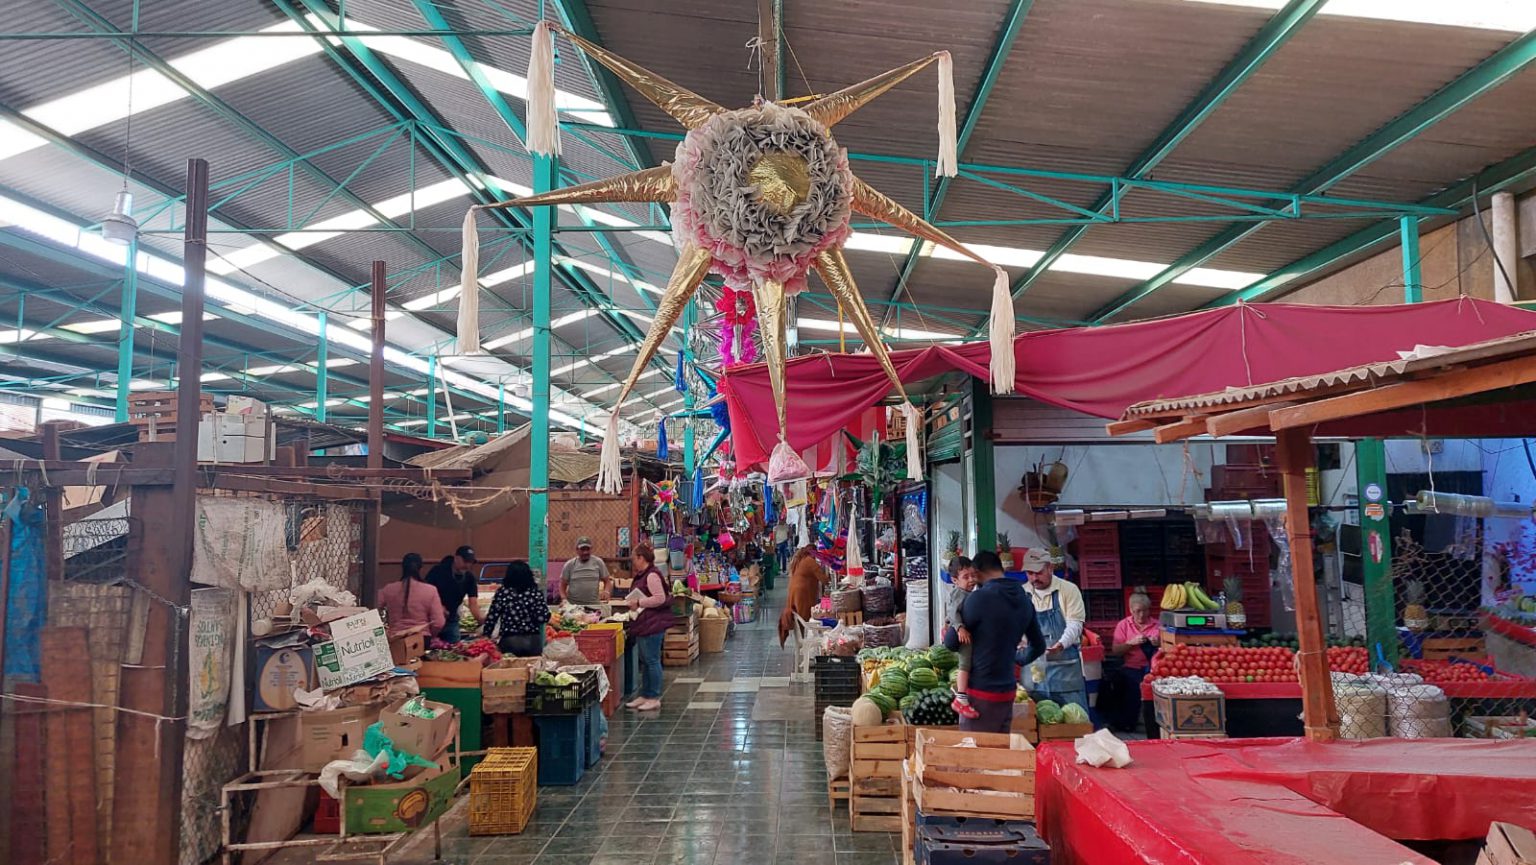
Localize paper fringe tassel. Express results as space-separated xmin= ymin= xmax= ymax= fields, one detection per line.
xmin=988 ymin=266 xmax=1016 ymax=395
xmin=936 ymin=51 xmax=957 ymax=178
xmin=527 ymin=21 xmax=561 ymax=157
xmin=903 ymin=403 xmax=923 ymax=481
xmin=457 ymin=208 xmax=481 ymax=355
xmin=596 ymin=414 xmax=623 ymax=494
xmin=768 ymin=440 xmax=811 ymax=485
xmin=845 ymin=515 xmax=863 ymax=577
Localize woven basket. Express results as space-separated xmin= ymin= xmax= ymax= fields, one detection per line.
xmin=699 ymin=616 xmax=728 ymax=653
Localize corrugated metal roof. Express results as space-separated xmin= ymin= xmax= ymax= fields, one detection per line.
xmin=1124 ymin=330 xmax=1536 ymax=418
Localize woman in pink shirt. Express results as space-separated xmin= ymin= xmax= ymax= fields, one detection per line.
xmin=1108 ymin=591 xmax=1159 ymax=732
xmin=378 ymin=552 xmax=448 ymax=638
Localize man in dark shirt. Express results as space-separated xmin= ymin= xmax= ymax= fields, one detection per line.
xmin=427 ymin=545 xmax=484 ymax=643
xmin=944 ymin=550 xmax=1047 ymax=733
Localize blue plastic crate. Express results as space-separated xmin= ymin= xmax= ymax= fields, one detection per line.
xmin=582 ymin=702 xmax=602 ymax=768
xmin=534 ymin=714 xmax=586 ymax=786
xmin=917 ymin=824 xmax=1050 ymax=865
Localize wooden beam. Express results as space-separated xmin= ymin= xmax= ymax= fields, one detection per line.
xmin=1152 ymin=415 xmax=1209 ymax=443
xmin=1206 ymin=401 xmax=1296 ymax=438
xmin=1106 ymin=418 xmax=1158 ymax=436
xmin=39 ymin=422 xmax=64 ymax=581
xmin=1275 ymin=428 xmax=1338 ymax=742
xmin=1268 ymin=355 xmax=1536 ymax=431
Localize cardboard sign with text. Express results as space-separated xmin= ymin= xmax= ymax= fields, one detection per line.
xmin=314 ymin=610 xmax=394 ymax=690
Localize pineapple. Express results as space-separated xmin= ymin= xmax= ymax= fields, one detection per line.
xmin=1403 ymin=580 xmax=1429 ymax=631
xmin=997 ymin=533 xmax=1014 ymax=570
xmin=1224 ymin=577 xmax=1247 ymax=629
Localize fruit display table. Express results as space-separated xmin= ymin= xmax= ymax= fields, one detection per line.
xmin=1035 ymin=738 xmax=1536 ymax=864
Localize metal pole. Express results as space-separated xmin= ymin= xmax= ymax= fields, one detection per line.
xmin=529 ymin=154 xmax=556 ymax=576
xmin=316 ymin=311 xmax=329 ymax=423
xmin=1399 ymin=216 xmax=1422 ymax=303
xmin=497 ymin=382 xmax=506 ymax=435
xmin=1356 ymin=438 xmax=1397 ymax=665
xmin=116 ymin=236 xmax=138 ymax=422
xmin=682 ymin=302 xmax=695 ymax=482
xmin=367 ymin=260 xmax=385 ymax=469
xmin=164 ymin=156 xmax=208 ymax=864
xmin=427 ymin=354 xmax=438 ymax=439
xmin=758 ymin=0 xmax=781 ymax=101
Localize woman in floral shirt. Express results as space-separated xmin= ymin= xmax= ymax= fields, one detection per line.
xmin=483 ymin=560 xmax=549 ymax=656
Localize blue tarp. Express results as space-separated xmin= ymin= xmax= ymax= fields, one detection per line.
xmin=5 ymin=489 xmax=46 ymax=682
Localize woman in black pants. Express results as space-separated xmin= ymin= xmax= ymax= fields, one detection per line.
xmin=483 ymin=560 xmax=548 ymax=656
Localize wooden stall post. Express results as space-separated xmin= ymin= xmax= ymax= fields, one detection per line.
xmin=39 ymin=422 xmax=64 ymax=580
xmin=1276 ymin=428 xmax=1339 ymax=742
xmin=361 ymin=260 xmax=386 ymax=606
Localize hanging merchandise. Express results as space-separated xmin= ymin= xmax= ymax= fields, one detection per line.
xmin=716 ymin=286 xmax=759 ymax=367
xmin=3 ymin=489 xmax=45 ymax=682
xmin=466 ymin=23 xmax=1009 ymax=492
xmin=187 ymin=588 xmax=238 ymax=739
xmin=845 ymin=515 xmax=864 ymax=581
xmin=656 ymin=417 xmax=669 ymax=460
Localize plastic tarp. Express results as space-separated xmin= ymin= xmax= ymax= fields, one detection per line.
xmin=3 ymin=490 xmax=45 ymax=681
xmin=1035 ymin=737 xmax=1536 ymax=865
xmin=720 ymin=298 xmax=1536 ymax=469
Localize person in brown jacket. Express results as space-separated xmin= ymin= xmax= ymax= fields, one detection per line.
xmin=778 ymin=546 xmax=825 ymax=647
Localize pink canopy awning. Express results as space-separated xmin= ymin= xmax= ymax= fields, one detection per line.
xmin=720 ymin=297 xmax=1536 ymax=468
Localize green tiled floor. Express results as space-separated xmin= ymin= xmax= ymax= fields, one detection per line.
xmin=391 ymin=602 xmax=898 ymax=865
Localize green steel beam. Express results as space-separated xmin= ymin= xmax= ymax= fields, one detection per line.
xmin=51 ymin=0 xmax=451 ymax=268
xmin=1356 ymin=439 xmax=1397 ymax=664
xmin=1208 ymin=143 xmax=1536 ymax=305
xmin=0 ymin=26 xmax=537 ymax=41
xmin=408 ymin=0 xmax=666 ymax=337
xmin=278 ymin=0 xmax=664 ymax=413
xmin=550 ymin=0 xmax=660 ymax=172
xmin=316 ymin=312 xmax=329 ymax=423
xmin=427 ymin=353 xmax=438 ymax=438
xmin=985 ymin=0 xmax=1325 ymax=331
xmin=1096 ymin=26 xmax=1536 ymax=322
xmin=1400 ymin=216 xmax=1423 ymax=303
xmin=530 ymin=154 xmax=556 ymax=576
xmin=116 ymin=236 xmax=138 ymax=422
xmin=884 ymin=0 xmax=1034 ymax=325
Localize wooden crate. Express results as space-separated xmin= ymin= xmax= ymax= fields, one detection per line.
xmin=850 ymin=724 xmax=905 ymax=831
xmin=838 ymin=611 xmax=865 ymax=627
xmin=1160 ymin=630 xmax=1240 ymax=651
xmin=1160 ymin=730 xmax=1230 ymax=740
xmin=827 ymin=776 xmax=850 ymax=810
xmin=899 ymin=758 xmax=918 ymax=865
xmin=912 ymin=729 xmax=1035 ymax=820
xmin=1421 ymin=636 xmax=1486 ymax=661
xmin=1037 ymin=722 xmax=1093 ymax=742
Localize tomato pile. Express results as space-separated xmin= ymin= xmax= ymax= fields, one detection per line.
xmin=1150 ymin=646 xmax=1297 ymax=684
xmin=1326 ymin=646 xmax=1369 ymax=674
xmin=1400 ymin=658 xmax=1498 ymax=683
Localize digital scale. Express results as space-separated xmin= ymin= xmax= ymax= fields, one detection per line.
xmin=1161 ymin=610 xmax=1229 ymax=630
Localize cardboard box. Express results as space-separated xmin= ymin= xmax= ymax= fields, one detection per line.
xmin=1153 ymin=690 xmax=1227 ymax=735
xmin=344 ymin=760 xmax=459 ymax=835
xmin=300 ymin=704 xmax=382 ymax=772
xmin=1486 ymin=821 xmax=1536 ymax=865
xmin=389 ymin=628 xmax=427 ymax=666
xmin=415 ymin=658 xmax=485 ymax=689
xmin=314 ymin=610 xmax=395 ymax=690
xmin=381 ymin=698 xmax=456 ymax=760
xmin=253 ymin=642 xmax=316 ymax=712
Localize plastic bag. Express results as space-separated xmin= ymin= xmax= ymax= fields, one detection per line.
xmin=1074 ymin=729 xmax=1133 ymax=769
xmin=543 ymin=636 xmax=587 ymax=667
xmin=823 ymin=706 xmax=854 ymax=779
xmin=905 ymin=579 xmax=931 ymax=650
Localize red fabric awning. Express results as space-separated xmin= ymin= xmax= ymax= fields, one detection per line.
xmin=720 ymin=298 xmax=1536 ymax=468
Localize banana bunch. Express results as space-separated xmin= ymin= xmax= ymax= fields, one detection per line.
xmin=1160 ymin=582 xmax=1220 ymax=612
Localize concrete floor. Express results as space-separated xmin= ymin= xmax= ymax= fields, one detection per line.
xmin=373 ymin=603 xmax=900 ymax=865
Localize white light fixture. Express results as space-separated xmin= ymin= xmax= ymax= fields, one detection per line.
xmin=101 ymin=190 xmax=137 ymax=245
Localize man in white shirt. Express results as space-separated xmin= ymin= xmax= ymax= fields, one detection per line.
xmin=1021 ymin=548 xmax=1089 ymax=712
xmin=561 ymin=537 xmax=611 ymax=605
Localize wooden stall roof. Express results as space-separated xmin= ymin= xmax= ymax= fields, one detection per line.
xmin=1110 ymin=329 xmax=1536 ymax=442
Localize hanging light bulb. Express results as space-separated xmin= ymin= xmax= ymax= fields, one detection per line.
xmin=102 ymin=189 xmax=137 ymax=246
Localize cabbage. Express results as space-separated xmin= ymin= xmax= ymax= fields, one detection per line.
xmin=1061 ymin=703 xmax=1090 ymax=725
xmin=1036 ymin=699 xmax=1064 ymax=725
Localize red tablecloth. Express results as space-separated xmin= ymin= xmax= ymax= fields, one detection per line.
xmin=1140 ymin=678 xmax=1536 ymax=700
xmin=1036 ymin=738 xmax=1536 ymax=865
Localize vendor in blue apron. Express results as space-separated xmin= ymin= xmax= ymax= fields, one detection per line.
xmin=1020 ymin=548 xmax=1090 ymax=712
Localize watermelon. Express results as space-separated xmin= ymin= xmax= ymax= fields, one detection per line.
xmin=899 ymin=693 xmax=920 ymax=713
xmin=879 ymin=671 xmax=909 ymax=699
xmin=908 ymin=668 xmax=940 ymax=690
xmin=928 ymin=645 xmax=959 ymax=671
xmin=865 ymin=690 xmax=896 ymax=718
